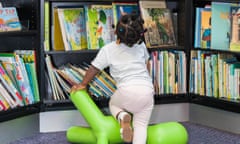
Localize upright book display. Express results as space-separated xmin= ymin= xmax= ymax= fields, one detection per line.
xmin=191 ymin=0 xmax=240 ymax=113
xmin=42 ymin=0 xmax=188 ymax=110
xmin=0 ymin=0 xmax=41 ymax=121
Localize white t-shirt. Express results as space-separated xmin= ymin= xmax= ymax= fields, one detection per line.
xmin=91 ymin=41 xmax=153 ymax=88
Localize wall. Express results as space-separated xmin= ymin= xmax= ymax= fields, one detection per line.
xmin=39 ymin=103 xmax=189 ymax=132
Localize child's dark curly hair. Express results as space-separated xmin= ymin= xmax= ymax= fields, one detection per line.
xmin=116 ymin=13 xmax=146 ymax=47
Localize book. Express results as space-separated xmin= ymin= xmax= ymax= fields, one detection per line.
xmin=139 ymin=0 xmax=166 ymax=9
xmin=229 ymin=6 xmax=240 ymax=51
xmin=45 ymin=55 xmax=66 ymax=100
xmin=140 ymin=7 xmax=177 ymax=48
xmin=53 ymin=7 xmax=65 ymax=51
xmin=14 ymin=50 xmax=40 ymax=102
xmin=0 ymin=63 xmax=25 ymax=106
xmin=44 ymin=1 xmax=50 ymax=51
xmin=0 ymin=7 xmax=22 ymax=32
xmin=201 ymin=7 xmax=211 ymax=49
xmin=57 ymin=7 xmax=88 ymax=51
xmin=194 ymin=7 xmax=211 ymax=48
xmin=112 ymin=2 xmax=139 ymax=26
xmin=85 ymin=4 xmax=115 ymax=49
xmin=211 ymin=2 xmax=238 ymax=50
xmin=14 ymin=53 xmax=35 ymax=104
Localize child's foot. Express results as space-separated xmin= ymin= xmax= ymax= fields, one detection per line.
xmin=118 ymin=111 xmax=133 ymax=143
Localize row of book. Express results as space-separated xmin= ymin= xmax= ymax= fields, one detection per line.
xmin=194 ymin=2 xmax=240 ymax=51
xmin=45 ymin=50 xmax=187 ymax=101
xmin=0 ymin=50 xmax=40 ymax=111
xmin=44 ymin=0 xmax=177 ymax=51
xmin=149 ymin=50 xmax=186 ymax=95
xmin=190 ymin=51 xmax=240 ymax=100
xmin=45 ymin=55 xmax=117 ymax=100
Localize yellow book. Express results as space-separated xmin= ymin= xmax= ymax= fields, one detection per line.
xmin=53 ymin=8 xmax=65 ymax=51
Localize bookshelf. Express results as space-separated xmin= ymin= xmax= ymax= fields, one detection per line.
xmin=0 ymin=0 xmax=41 ymax=122
xmin=189 ymin=0 xmax=240 ymax=113
xmin=40 ymin=0 xmax=189 ymax=111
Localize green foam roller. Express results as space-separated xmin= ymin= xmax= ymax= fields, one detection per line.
xmin=147 ymin=122 xmax=188 ymax=144
xmin=67 ymin=126 xmax=96 ymax=143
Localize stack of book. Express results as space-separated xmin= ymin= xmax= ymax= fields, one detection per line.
xmin=0 ymin=50 xmax=40 ymax=111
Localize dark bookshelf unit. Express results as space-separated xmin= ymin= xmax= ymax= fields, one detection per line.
xmin=40 ymin=0 xmax=189 ymax=111
xmin=0 ymin=0 xmax=41 ymax=122
xmin=189 ymin=0 xmax=240 ymax=113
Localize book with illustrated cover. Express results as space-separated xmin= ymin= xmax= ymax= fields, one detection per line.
xmin=112 ymin=2 xmax=139 ymax=26
xmin=57 ymin=7 xmax=87 ymax=51
xmin=200 ymin=7 xmax=211 ymax=49
xmin=85 ymin=4 xmax=115 ymax=49
xmin=229 ymin=6 xmax=240 ymax=51
xmin=0 ymin=7 xmax=22 ymax=32
xmin=140 ymin=7 xmax=176 ymax=48
xmin=211 ymin=2 xmax=238 ymax=50
xmin=14 ymin=50 xmax=40 ymax=102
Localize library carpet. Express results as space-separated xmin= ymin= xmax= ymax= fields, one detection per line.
xmin=8 ymin=122 xmax=240 ymax=144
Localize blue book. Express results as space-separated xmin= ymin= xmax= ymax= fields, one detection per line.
xmin=211 ymin=2 xmax=238 ymax=50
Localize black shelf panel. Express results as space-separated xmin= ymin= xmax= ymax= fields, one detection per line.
xmin=194 ymin=0 xmax=240 ymax=3
xmin=154 ymin=93 xmax=189 ymax=104
xmin=147 ymin=46 xmax=186 ymax=52
xmin=0 ymin=30 xmax=38 ymax=36
xmin=46 ymin=0 xmax=137 ymax=2
xmin=45 ymin=50 xmax=98 ymax=67
xmin=191 ymin=48 xmax=240 ymax=56
xmin=191 ymin=94 xmax=240 ymax=113
xmin=42 ymin=97 xmax=110 ymax=111
xmin=0 ymin=103 xmax=41 ymax=122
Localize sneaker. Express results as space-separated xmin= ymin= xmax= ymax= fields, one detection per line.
xmin=118 ymin=112 xmax=133 ymax=143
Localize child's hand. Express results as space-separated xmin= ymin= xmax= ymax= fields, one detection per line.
xmin=70 ymin=84 xmax=87 ymax=93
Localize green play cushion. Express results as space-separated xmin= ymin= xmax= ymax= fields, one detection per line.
xmin=67 ymin=90 xmax=188 ymax=144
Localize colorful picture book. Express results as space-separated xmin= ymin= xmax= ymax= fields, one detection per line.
xmin=56 ymin=7 xmax=87 ymax=51
xmin=112 ymin=2 xmax=139 ymax=26
xmin=140 ymin=7 xmax=176 ymax=48
xmin=0 ymin=7 xmax=22 ymax=32
xmin=211 ymin=2 xmax=237 ymax=50
xmin=194 ymin=5 xmax=212 ymax=49
xmin=85 ymin=4 xmax=115 ymax=49
xmin=229 ymin=6 xmax=240 ymax=51
xmin=199 ymin=7 xmax=211 ymax=49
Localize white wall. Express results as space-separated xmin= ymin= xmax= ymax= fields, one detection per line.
xmin=39 ymin=103 xmax=189 ymax=133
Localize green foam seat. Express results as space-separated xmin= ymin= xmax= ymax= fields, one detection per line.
xmin=67 ymin=90 xmax=188 ymax=144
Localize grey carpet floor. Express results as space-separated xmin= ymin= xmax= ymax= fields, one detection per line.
xmin=8 ymin=122 xmax=240 ymax=144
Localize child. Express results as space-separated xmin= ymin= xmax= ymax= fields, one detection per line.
xmin=71 ymin=13 xmax=154 ymax=144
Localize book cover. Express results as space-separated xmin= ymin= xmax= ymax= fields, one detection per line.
xmin=112 ymin=2 xmax=139 ymax=26
xmin=0 ymin=63 xmax=25 ymax=106
xmin=44 ymin=1 xmax=50 ymax=51
xmin=0 ymin=7 xmax=22 ymax=32
xmin=211 ymin=2 xmax=238 ymax=50
xmin=14 ymin=54 xmax=35 ymax=104
xmin=139 ymin=0 xmax=166 ymax=9
xmin=85 ymin=4 xmax=115 ymax=49
xmin=53 ymin=8 xmax=65 ymax=51
xmin=140 ymin=8 xmax=177 ymax=48
xmin=229 ymin=6 xmax=240 ymax=51
xmin=57 ymin=7 xmax=88 ymax=51
xmin=200 ymin=7 xmax=211 ymax=49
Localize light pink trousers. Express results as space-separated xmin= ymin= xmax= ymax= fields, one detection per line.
xmin=109 ymin=85 xmax=154 ymax=144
